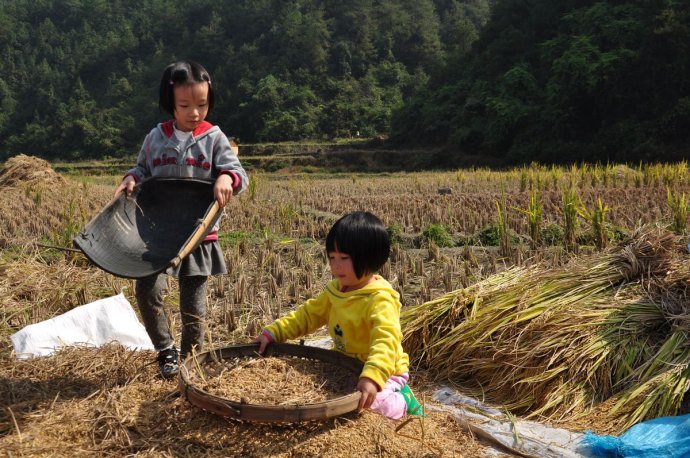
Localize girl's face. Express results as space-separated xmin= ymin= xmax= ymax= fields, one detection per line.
xmin=173 ymin=82 xmax=210 ymax=132
xmin=328 ymin=250 xmax=374 ymax=292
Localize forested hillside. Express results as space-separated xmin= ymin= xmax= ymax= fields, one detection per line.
xmin=392 ymin=0 xmax=690 ymax=164
xmin=0 ymin=0 xmax=492 ymax=160
xmin=1 ymin=0 xmax=687 ymax=164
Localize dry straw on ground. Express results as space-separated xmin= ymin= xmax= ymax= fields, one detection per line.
xmin=0 ymin=251 xmax=130 ymax=346
xmin=0 ymin=345 xmax=490 ymax=457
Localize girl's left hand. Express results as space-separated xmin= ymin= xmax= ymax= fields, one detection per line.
xmin=214 ymin=174 xmax=234 ymax=207
xmin=356 ymin=377 xmax=379 ymax=412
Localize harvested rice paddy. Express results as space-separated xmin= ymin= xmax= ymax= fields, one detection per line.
xmin=2 ymin=155 xmax=690 ymax=456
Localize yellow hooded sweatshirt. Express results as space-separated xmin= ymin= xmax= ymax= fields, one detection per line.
xmin=264 ymin=275 xmax=410 ymax=390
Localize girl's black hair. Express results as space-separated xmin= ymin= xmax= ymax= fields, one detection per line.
xmin=159 ymin=61 xmax=214 ymax=117
xmin=326 ymin=211 xmax=390 ymax=279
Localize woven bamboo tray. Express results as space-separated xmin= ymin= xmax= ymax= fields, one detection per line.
xmin=179 ymin=343 xmax=364 ymax=422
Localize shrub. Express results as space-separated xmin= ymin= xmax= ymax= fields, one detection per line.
xmin=456 ymin=233 xmax=479 ymax=246
xmin=422 ymin=224 xmax=454 ymax=247
xmin=479 ymin=224 xmax=501 ymax=246
xmin=387 ymin=223 xmax=404 ymax=245
xmin=479 ymin=223 xmax=521 ymax=247
xmin=541 ymin=223 xmax=564 ymax=246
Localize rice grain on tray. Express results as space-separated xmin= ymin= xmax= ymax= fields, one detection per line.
xmin=187 ymin=355 xmax=359 ymax=405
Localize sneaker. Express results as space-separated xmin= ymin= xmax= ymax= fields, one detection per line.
xmin=157 ymin=347 xmax=179 ymax=379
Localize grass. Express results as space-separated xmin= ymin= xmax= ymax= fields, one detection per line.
xmin=667 ymin=187 xmax=688 ymax=235
xmin=524 ymin=188 xmax=542 ymax=249
xmin=562 ymin=186 xmax=580 ymax=253
xmin=495 ymin=190 xmax=510 ymax=257
xmin=218 ymin=230 xmax=255 ymax=248
xmin=579 ymin=196 xmax=610 ymax=250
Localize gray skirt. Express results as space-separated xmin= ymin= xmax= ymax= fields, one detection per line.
xmin=166 ymin=240 xmax=227 ymax=277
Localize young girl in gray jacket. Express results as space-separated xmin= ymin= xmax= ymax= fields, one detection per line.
xmin=115 ymin=60 xmax=248 ymax=379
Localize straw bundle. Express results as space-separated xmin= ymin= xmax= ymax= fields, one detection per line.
xmin=0 ymin=158 xmax=111 ymax=249
xmin=0 ymin=154 xmax=66 ymax=188
xmin=402 ymin=226 xmax=690 ymax=434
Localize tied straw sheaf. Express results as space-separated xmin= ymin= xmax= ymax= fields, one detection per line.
xmin=401 ymin=226 xmax=690 ymax=434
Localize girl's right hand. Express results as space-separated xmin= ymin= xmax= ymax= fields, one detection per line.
xmin=114 ymin=176 xmax=136 ymax=197
xmin=254 ymin=330 xmax=273 ymax=354
xmin=356 ymin=377 xmax=379 ymax=412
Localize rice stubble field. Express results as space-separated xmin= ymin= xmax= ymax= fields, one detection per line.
xmin=2 ymin=154 xmax=690 ymax=456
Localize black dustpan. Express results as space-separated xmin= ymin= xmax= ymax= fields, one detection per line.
xmin=74 ymin=177 xmax=221 ymax=279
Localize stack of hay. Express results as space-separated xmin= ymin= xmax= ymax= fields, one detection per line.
xmin=0 ymin=154 xmax=112 ymax=249
xmin=0 ymin=154 xmax=66 ymax=187
xmin=402 ymin=226 xmax=690 ymax=434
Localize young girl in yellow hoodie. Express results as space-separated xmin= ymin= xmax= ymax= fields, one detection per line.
xmin=256 ymin=211 xmax=420 ymax=420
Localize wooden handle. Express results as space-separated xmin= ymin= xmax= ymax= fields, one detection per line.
xmin=172 ymin=200 xmax=221 ymax=267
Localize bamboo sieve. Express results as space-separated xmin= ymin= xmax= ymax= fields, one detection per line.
xmin=178 ymin=342 xmax=364 ymax=422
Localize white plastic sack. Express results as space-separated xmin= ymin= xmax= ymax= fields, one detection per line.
xmin=10 ymin=293 xmax=154 ymax=359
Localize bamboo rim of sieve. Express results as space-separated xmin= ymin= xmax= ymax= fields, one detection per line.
xmin=178 ymin=342 xmax=364 ymax=422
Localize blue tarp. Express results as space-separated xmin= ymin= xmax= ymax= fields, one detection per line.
xmin=582 ymin=414 xmax=690 ymax=457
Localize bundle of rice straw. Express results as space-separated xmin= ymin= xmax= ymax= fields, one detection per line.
xmin=402 ymin=226 xmax=690 ymax=434
xmin=0 ymin=154 xmax=66 ymax=187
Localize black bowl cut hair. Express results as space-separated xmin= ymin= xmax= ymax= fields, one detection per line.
xmin=159 ymin=61 xmax=214 ymax=117
xmin=326 ymin=211 xmax=390 ymax=279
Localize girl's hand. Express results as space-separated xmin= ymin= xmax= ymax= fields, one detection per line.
xmin=356 ymin=377 xmax=379 ymax=412
xmin=254 ymin=331 xmax=272 ymax=354
xmin=214 ymin=174 xmax=234 ymax=207
xmin=114 ymin=176 xmax=136 ymax=197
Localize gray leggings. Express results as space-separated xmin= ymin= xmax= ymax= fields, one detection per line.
xmin=135 ymin=274 xmax=208 ymax=357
